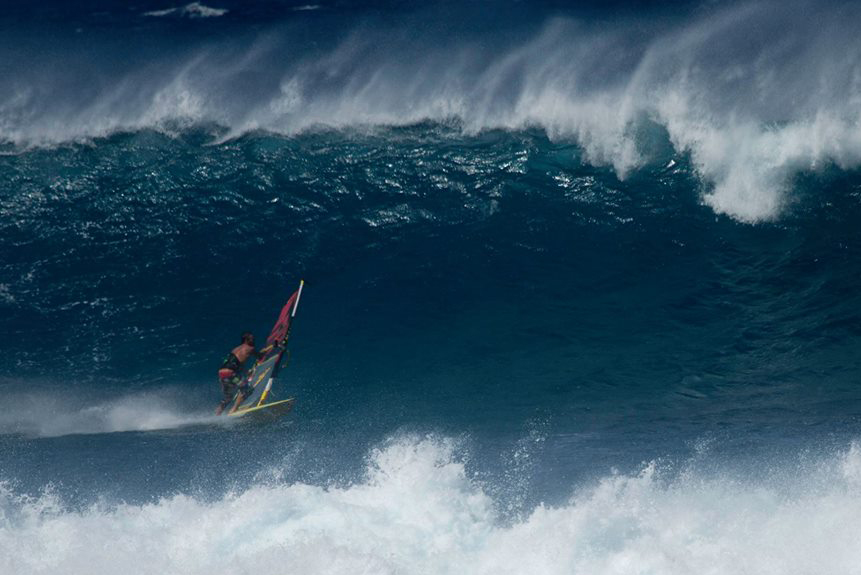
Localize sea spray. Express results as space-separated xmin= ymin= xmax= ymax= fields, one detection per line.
xmin=0 ymin=391 xmax=222 ymax=437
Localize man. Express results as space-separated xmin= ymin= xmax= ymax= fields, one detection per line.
xmin=215 ymin=331 xmax=260 ymax=415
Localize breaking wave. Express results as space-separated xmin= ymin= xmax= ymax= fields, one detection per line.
xmin=2 ymin=0 xmax=861 ymax=221
xmin=2 ymin=436 xmax=861 ymax=574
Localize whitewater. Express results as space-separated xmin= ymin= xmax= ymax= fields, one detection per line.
xmin=3 ymin=436 xmax=861 ymax=575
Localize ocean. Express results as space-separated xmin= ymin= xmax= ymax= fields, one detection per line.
xmin=2 ymin=1 xmax=861 ymax=573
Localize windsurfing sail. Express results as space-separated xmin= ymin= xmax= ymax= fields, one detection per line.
xmin=230 ymin=280 xmax=304 ymax=415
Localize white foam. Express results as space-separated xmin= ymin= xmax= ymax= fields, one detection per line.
xmin=144 ymin=3 xmax=228 ymax=18
xmin=143 ymin=7 xmax=178 ymax=17
xmin=1 ymin=436 xmax=861 ymax=574
xmin=0 ymin=284 xmax=14 ymax=304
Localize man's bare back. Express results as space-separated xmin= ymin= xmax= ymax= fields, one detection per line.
xmin=231 ymin=342 xmax=256 ymax=364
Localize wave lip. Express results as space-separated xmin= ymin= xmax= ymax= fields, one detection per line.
xmin=2 ymin=436 xmax=861 ymax=574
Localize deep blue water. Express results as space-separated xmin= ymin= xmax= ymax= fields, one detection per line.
xmin=2 ymin=1 xmax=861 ymax=573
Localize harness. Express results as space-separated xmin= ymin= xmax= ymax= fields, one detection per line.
xmin=219 ymin=352 xmax=243 ymax=380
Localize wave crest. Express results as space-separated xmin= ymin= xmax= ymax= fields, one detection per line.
xmin=3 ymin=0 xmax=861 ymax=222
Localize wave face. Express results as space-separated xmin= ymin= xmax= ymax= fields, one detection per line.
xmin=2 ymin=1 xmax=861 ymax=572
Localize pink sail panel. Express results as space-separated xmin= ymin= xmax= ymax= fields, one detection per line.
xmin=266 ymin=288 xmax=300 ymax=345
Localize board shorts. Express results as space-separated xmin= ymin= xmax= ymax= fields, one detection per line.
xmin=219 ymin=372 xmax=251 ymax=408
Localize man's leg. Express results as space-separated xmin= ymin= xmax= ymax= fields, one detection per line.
xmin=228 ymin=383 xmax=250 ymax=414
xmin=216 ymin=380 xmax=236 ymax=415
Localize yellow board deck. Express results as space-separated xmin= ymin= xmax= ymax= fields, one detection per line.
xmin=228 ymin=397 xmax=295 ymax=418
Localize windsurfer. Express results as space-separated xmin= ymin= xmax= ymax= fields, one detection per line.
xmin=215 ymin=332 xmax=260 ymax=415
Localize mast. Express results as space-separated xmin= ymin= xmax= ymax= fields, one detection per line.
xmin=257 ymin=280 xmax=304 ymax=406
